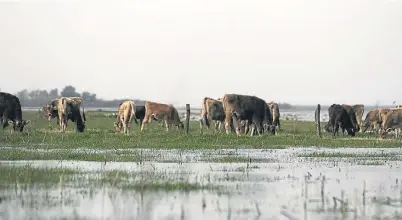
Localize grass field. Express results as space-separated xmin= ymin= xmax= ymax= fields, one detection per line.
xmin=1 ymin=110 xmax=401 ymax=150
xmin=1 ymin=111 xmax=402 ymax=219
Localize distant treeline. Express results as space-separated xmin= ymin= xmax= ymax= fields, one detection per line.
xmin=2 ymin=85 xmax=354 ymax=110
xmin=10 ymin=85 xmax=145 ymax=108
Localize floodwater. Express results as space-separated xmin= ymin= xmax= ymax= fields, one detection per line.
xmin=1 ymin=147 xmax=402 ymax=220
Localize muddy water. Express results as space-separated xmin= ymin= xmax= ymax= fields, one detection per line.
xmin=1 ymin=148 xmax=402 ymax=220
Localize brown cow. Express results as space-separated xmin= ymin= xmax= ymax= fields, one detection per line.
xmin=200 ymin=97 xmax=225 ymax=133
xmin=361 ymin=109 xmax=381 ymax=133
xmin=141 ymin=101 xmax=184 ymax=132
xmin=380 ymin=108 xmax=402 ymax=138
xmin=268 ymin=102 xmax=281 ymax=130
xmin=57 ymin=97 xmax=86 ymax=132
xmin=114 ymin=100 xmax=137 ymax=134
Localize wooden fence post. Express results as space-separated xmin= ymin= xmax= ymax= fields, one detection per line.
xmin=315 ymin=104 xmax=321 ymax=138
xmin=185 ymin=104 xmax=190 ymax=134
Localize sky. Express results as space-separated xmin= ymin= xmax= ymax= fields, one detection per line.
xmin=1 ymin=0 xmax=402 ymax=108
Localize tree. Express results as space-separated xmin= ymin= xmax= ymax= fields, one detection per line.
xmin=61 ymin=85 xmax=80 ymax=97
xmin=49 ymin=88 xmax=59 ymax=99
xmin=17 ymin=89 xmax=29 ymax=103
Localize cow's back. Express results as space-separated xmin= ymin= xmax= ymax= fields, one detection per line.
xmin=0 ymin=92 xmax=23 ymax=120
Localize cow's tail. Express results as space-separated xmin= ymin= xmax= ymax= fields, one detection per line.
xmin=201 ymin=97 xmax=210 ymax=128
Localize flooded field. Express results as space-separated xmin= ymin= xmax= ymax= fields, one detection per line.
xmin=1 ymin=147 xmax=402 ymax=220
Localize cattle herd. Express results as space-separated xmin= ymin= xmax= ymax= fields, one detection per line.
xmin=0 ymin=91 xmax=401 ymax=138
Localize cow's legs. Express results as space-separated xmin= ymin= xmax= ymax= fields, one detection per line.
xmin=165 ymin=119 xmax=169 ymax=132
xmin=60 ymin=117 xmax=67 ymax=132
xmin=214 ymin=121 xmax=219 ymax=131
xmin=140 ymin=116 xmax=149 ymax=132
xmin=199 ymin=119 xmax=204 ymax=134
xmin=253 ymin=118 xmax=263 ymax=136
xmin=123 ymin=119 xmax=129 ymax=134
xmin=218 ymin=121 xmax=224 ymax=132
xmin=2 ymin=111 xmax=9 ymax=130
xmin=224 ymin=112 xmax=232 ymax=135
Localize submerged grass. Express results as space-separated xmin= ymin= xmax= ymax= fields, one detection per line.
xmin=0 ymin=164 xmax=218 ymax=191
xmin=0 ymin=149 xmax=141 ymax=162
xmin=0 ymin=164 xmax=78 ymax=186
xmin=0 ymin=111 xmax=401 ymax=150
xmin=298 ymin=152 xmax=400 ymax=158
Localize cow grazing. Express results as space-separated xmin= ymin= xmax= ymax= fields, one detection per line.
xmin=221 ymin=94 xmax=275 ymax=136
xmin=0 ymin=92 xmax=29 ymax=132
xmin=57 ymin=97 xmax=86 ymax=132
xmin=361 ymin=109 xmax=381 ymax=133
xmin=380 ymin=108 xmax=402 ymax=138
xmin=200 ymin=97 xmax=226 ymax=133
xmin=352 ymin=104 xmax=364 ymax=132
xmin=268 ymin=102 xmax=281 ymax=130
xmin=325 ymin=104 xmax=356 ymax=136
xmin=341 ymin=104 xmax=360 ymax=132
xmin=43 ymin=97 xmax=85 ymax=127
xmin=114 ymin=100 xmax=137 ymax=134
xmin=141 ymin=101 xmax=184 ymax=132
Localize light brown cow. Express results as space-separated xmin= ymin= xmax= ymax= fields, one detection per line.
xmin=141 ymin=101 xmax=184 ymax=132
xmin=200 ymin=97 xmax=225 ymax=133
xmin=268 ymin=102 xmax=280 ymax=130
xmin=361 ymin=109 xmax=381 ymax=133
xmin=380 ymin=108 xmax=402 ymax=138
xmin=57 ymin=97 xmax=86 ymax=132
xmin=114 ymin=100 xmax=137 ymax=134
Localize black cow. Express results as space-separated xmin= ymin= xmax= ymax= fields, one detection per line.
xmin=325 ymin=104 xmax=356 ymax=136
xmin=222 ymin=94 xmax=275 ymax=136
xmin=0 ymin=92 xmax=28 ymax=132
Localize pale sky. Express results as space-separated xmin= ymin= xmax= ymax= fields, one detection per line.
xmin=1 ymin=0 xmax=402 ymax=107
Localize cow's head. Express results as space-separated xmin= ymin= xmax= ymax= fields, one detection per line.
xmin=10 ymin=120 xmax=30 ymax=132
xmin=324 ymin=123 xmax=332 ymax=132
xmin=114 ymin=121 xmax=122 ymax=133
xmin=346 ymin=127 xmax=356 ymax=137
xmin=178 ymin=122 xmax=184 ymax=129
xmin=76 ymin=122 xmax=85 ymax=132
xmin=43 ymin=103 xmax=57 ymax=120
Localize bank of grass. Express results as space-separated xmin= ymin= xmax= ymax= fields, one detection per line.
xmin=0 ymin=111 xmax=401 ymax=149
xmin=0 ymin=164 xmax=78 ymax=186
xmin=0 ymin=164 xmax=217 ymax=191
xmin=0 ymin=149 xmax=141 ymax=162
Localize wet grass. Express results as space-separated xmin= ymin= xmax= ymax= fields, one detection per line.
xmin=298 ymin=152 xmax=400 ymax=158
xmin=0 ymin=111 xmax=401 ymax=150
xmin=0 ymin=164 xmax=78 ymax=186
xmin=0 ymin=149 xmax=141 ymax=162
xmin=0 ymin=164 xmax=218 ymax=191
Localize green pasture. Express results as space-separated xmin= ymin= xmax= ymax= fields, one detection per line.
xmin=0 ymin=110 xmax=400 ymax=152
